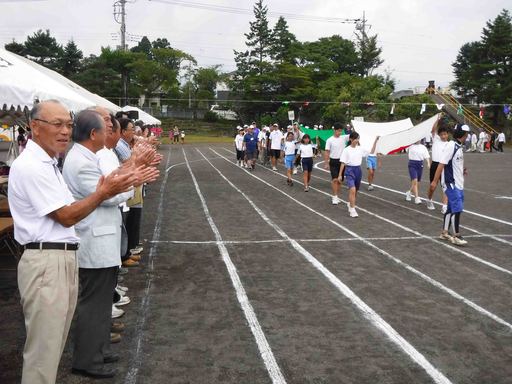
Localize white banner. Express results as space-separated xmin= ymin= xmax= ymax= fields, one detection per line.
xmin=351 ymin=118 xmax=413 ymax=153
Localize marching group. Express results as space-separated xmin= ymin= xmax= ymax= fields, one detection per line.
xmin=9 ymin=100 xmax=161 ymax=383
xmin=234 ymin=117 xmax=478 ymax=246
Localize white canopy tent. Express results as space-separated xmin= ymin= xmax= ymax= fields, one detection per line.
xmin=0 ymin=48 xmax=120 ymax=113
xmin=121 ymin=105 xmax=161 ymax=125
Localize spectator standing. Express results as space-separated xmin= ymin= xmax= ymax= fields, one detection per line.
xmin=497 ymin=131 xmax=506 ymax=152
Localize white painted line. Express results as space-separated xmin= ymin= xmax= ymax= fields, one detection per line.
xmin=496 ymin=196 xmax=512 ymax=200
xmin=313 ymin=160 xmax=512 ymax=227
xmin=309 ymin=161 xmax=512 ymax=246
xmin=221 ymin=148 xmax=512 ymax=275
xmin=125 ymin=147 xmax=173 ymax=384
xmin=199 ymin=148 xmax=453 ymax=384
xmin=183 ymin=148 xmax=286 ymax=384
xmin=211 ymin=148 xmax=512 ymax=332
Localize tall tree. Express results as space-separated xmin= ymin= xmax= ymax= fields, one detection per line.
xmin=270 ymin=16 xmax=298 ymax=64
xmin=356 ymin=31 xmax=383 ymax=77
xmin=131 ymin=36 xmax=153 ymax=58
xmin=23 ymin=29 xmax=62 ymax=68
xmin=58 ymin=40 xmax=83 ymax=76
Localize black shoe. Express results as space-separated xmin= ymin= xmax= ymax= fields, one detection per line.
xmin=72 ymin=367 xmax=118 ymax=378
xmin=104 ymin=353 xmax=120 ymax=364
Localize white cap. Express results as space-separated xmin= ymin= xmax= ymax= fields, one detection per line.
xmin=461 ymin=124 xmax=470 ymax=132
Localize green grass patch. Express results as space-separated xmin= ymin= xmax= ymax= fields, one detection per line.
xmin=160 ymin=135 xmax=233 ymax=144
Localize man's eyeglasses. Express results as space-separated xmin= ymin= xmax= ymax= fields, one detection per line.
xmin=34 ymin=119 xmax=74 ymax=130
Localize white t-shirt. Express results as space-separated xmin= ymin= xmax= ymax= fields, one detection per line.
xmin=471 ymin=134 xmax=477 ymax=144
xmin=431 ymin=135 xmax=449 ymax=162
xmin=498 ymin=132 xmax=506 ymax=143
xmin=235 ymin=134 xmax=244 ymax=151
xmin=407 ymin=144 xmax=430 ymax=161
xmin=340 ymin=145 xmax=369 ymax=166
xmin=284 ymin=141 xmax=296 ymax=156
xmin=298 ymin=143 xmax=313 ymax=158
xmin=325 ymin=135 xmax=349 ymax=159
xmin=440 ymin=140 xmax=464 ymax=190
xmin=8 ymin=140 xmax=79 ymax=245
xmin=293 ymin=130 xmax=304 ymax=149
xmin=479 ymin=131 xmax=486 ymax=141
xmin=270 ymin=130 xmax=284 ymax=150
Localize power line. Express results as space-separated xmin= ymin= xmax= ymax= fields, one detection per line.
xmin=148 ymin=0 xmax=361 ymax=24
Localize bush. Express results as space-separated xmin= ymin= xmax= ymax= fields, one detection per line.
xmin=204 ymin=111 xmax=219 ymax=122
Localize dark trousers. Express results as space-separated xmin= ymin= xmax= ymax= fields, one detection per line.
xmin=125 ymin=207 xmax=142 ymax=253
xmin=498 ymin=142 xmax=504 ymax=152
xmin=73 ymin=266 xmax=118 ymax=370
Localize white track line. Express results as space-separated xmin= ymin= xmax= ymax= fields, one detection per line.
xmin=197 ymin=148 xmax=453 ymax=384
xmin=220 ymin=148 xmax=512 ymax=276
xmin=210 ymin=148 xmax=512 ymax=332
xmin=125 ymin=147 xmax=173 ymax=384
xmin=313 ymin=160 xmax=512 ymax=227
xmin=183 ymin=148 xmax=286 ymax=384
xmin=310 ymin=162 xmax=512 ymax=246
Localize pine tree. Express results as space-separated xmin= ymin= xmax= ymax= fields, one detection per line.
xmin=270 ymin=16 xmax=297 ymax=64
xmin=58 ymin=40 xmax=83 ymax=76
xmin=356 ymin=31 xmax=383 ymax=77
xmin=24 ymin=29 xmax=63 ymax=69
xmin=4 ymin=39 xmax=26 ymax=56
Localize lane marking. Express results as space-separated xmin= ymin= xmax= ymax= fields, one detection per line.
xmin=166 ymin=156 xmax=222 ymax=173
xmin=308 ymin=160 xmax=512 ymax=246
xmin=125 ymin=146 xmax=173 ymax=384
xmin=221 ymin=148 xmax=512 ymax=275
xmin=211 ymin=148 xmax=512 ymax=332
xmin=184 ymin=148 xmax=286 ymax=384
xmin=496 ymin=196 xmax=512 ymax=200
xmin=198 ymin=148 xmax=453 ymax=384
xmin=313 ymin=160 xmax=512 ymax=227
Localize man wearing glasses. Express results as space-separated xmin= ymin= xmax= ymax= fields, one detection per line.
xmin=8 ymin=100 xmax=136 ymax=384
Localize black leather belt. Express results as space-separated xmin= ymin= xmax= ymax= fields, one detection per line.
xmin=24 ymin=242 xmax=79 ymax=251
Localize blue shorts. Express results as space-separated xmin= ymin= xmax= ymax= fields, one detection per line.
xmin=345 ymin=165 xmax=362 ymax=190
xmin=302 ymin=157 xmax=313 ymax=172
xmin=408 ymin=160 xmax=424 ymax=181
xmin=366 ymin=156 xmax=377 ymax=170
xmin=284 ymin=154 xmax=295 ymax=170
xmin=445 ymin=186 xmax=464 ymax=214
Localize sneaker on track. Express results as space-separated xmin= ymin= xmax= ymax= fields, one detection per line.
xmin=414 ymin=197 xmax=422 ymax=205
xmin=349 ymin=208 xmax=359 ymax=218
xmin=272 ymin=167 xmax=278 ymax=171
xmin=304 ymin=186 xmax=309 ymax=192
xmin=405 ymin=190 xmax=412 ymax=201
xmin=293 ymin=168 xmax=298 ymax=175
xmin=450 ymin=235 xmax=468 ymax=246
xmin=332 ymin=196 xmax=339 ymax=205
xmin=439 ymin=232 xmax=453 ymax=241
xmin=112 ymin=305 xmax=124 ymax=319
xmin=426 ymin=200 xmax=435 ymax=210
xmin=368 ymin=184 xmax=374 ymax=191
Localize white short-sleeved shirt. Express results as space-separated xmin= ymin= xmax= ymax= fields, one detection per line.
xmin=340 ymin=145 xmax=369 ymax=166
xmin=407 ymin=144 xmax=430 ymax=161
xmin=284 ymin=141 xmax=296 ymax=156
xmin=270 ymin=130 xmax=284 ymax=150
xmin=471 ymin=134 xmax=477 ymax=144
xmin=8 ymin=140 xmax=79 ymax=245
xmin=440 ymin=140 xmax=464 ymax=190
xmin=325 ymin=135 xmax=349 ymax=159
xmin=479 ymin=132 xmax=486 ymax=141
xmin=431 ymin=135 xmax=449 ymax=162
xmin=298 ymin=143 xmax=313 ymax=158
xmin=97 ymin=147 xmax=134 ymax=212
xmin=498 ymin=132 xmax=506 ymax=143
xmin=235 ymin=135 xmax=244 ymax=151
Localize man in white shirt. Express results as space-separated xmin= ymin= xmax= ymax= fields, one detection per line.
xmin=497 ymin=131 xmax=505 ymax=152
xmin=269 ymin=124 xmax=283 ymax=171
xmin=427 ymin=116 xmax=449 ymax=211
xmin=477 ymin=130 xmax=486 ymax=152
xmin=323 ymin=123 xmax=349 ymax=204
xmin=9 ymin=100 xmax=136 ymax=384
xmin=470 ymin=132 xmax=477 ymax=152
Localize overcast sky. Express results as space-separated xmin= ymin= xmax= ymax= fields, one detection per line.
xmin=0 ymin=0 xmax=510 ymax=90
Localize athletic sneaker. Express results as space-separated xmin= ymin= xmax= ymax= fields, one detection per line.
xmin=441 ymin=205 xmax=448 ymax=214
xmin=293 ymin=168 xmax=298 ymax=175
xmin=115 ymin=286 xmax=126 ymax=297
xmin=426 ymin=200 xmax=435 ymax=210
xmin=112 ymin=305 xmax=125 ymax=319
xmin=272 ymin=167 xmax=278 ymax=171
xmin=349 ymin=208 xmax=359 ymax=218
xmin=439 ymin=232 xmax=453 ymax=241
xmin=450 ymin=235 xmax=468 ymax=246
xmin=368 ymin=184 xmax=374 ymax=191
xmin=332 ymin=196 xmax=339 ymax=205
xmin=117 ymin=285 xmax=128 ymax=293
xmin=405 ymin=190 xmax=412 ymax=201
xmin=414 ymin=197 xmax=422 ymax=205
xmin=115 ymin=295 xmax=131 ymax=307
xmin=304 ymin=186 xmax=309 ymax=192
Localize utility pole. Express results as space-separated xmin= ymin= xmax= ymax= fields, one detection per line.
xmin=114 ymin=0 xmax=128 ymax=105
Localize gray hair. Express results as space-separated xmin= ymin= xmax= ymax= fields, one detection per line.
xmin=72 ymin=110 xmax=104 ymax=143
xmin=30 ymin=99 xmax=65 ymax=120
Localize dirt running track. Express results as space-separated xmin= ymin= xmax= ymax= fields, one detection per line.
xmin=1 ymin=144 xmax=511 ymax=384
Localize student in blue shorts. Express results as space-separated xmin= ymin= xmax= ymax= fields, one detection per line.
xmin=338 ymin=132 xmax=379 ymax=218
xmin=296 ymin=134 xmax=314 ymax=192
xmin=242 ymin=125 xmax=259 ymax=171
xmin=283 ymin=132 xmax=296 ymax=186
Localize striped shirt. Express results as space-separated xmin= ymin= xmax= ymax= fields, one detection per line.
xmin=115 ymin=138 xmax=131 ymax=162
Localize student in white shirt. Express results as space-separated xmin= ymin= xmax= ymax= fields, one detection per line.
xmin=497 ymin=131 xmax=506 ymax=152
xmin=470 ymin=132 xmax=477 ymax=152
xmin=296 ymin=134 xmax=314 ymax=192
xmin=405 ymin=141 xmax=431 ymax=205
xmin=269 ymin=124 xmax=284 ymax=171
xmin=234 ymin=129 xmax=245 ymax=167
xmin=477 ymin=130 xmax=486 ymax=152
xmin=338 ymin=132 xmax=379 ymax=218
xmin=323 ymin=123 xmax=349 ymax=204
xmin=283 ymin=132 xmax=296 ymax=186
xmin=426 ymin=116 xmax=449 ymax=211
